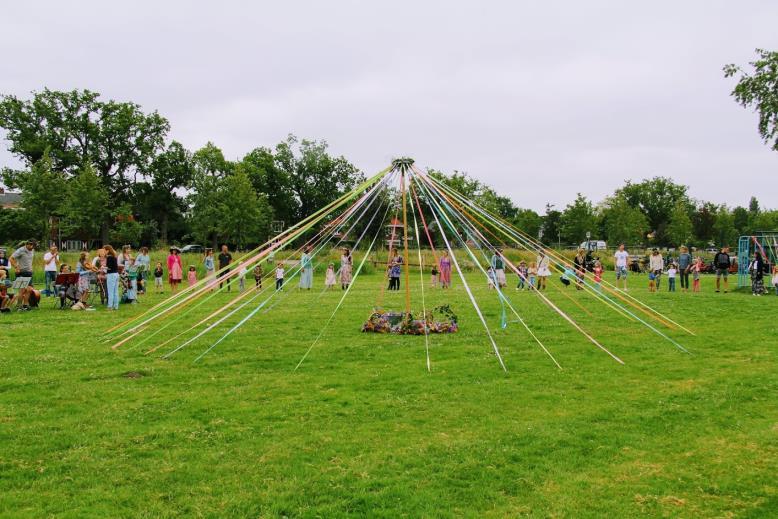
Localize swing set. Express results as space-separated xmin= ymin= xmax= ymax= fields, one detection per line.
xmin=737 ymin=232 xmax=778 ymax=289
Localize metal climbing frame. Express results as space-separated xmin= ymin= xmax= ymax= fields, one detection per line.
xmin=737 ymin=232 xmax=778 ymax=288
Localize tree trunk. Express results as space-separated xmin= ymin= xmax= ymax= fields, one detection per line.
xmin=160 ymin=213 xmax=169 ymax=246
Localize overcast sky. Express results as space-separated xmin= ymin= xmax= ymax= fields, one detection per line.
xmin=1 ymin=1 xmax=776 ymax=212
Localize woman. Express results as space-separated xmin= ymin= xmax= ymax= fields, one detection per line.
xmin=573 ymin=248 xmax=586 ymax=290
xmin=299 ymin=246 xmax=313 ymax=290
xmin=92 ymin=247 xmax=108 ymax=305
xmin=749 ymin=251 xmax=765 ymax=296
xmin=135 ymin=246 xmax=151 ymax=294
xmin=340 ymin=248 xmax=352 ymax=290
xmin=536 ymin=251 xmax=551 ymax=290
xmin=438 ymin=250 xmax=452 ymax=289
xmin=104 ymin=245 xmax=120 ymax=310
xmin=388 ymin=250 xmax=403 ymax=291
xmin=76 ymin=251 xmax=98 ymax=304
xmin=167 ymin=247 xmax=183 ymax=293
xmin=677 ymin=245 xmax=692 ymax=292
xmin=203 ymin=248 xmax=216 ymax=291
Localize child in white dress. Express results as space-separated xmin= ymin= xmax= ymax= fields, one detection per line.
xmin=325 ymin=263 xmax=337 ymax=289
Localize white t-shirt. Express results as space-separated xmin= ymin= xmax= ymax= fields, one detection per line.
xmin=614 ymin=250 xmax=629 ymax=268
xmin=276 ymin=268 xmax=284 ymax=279
xmin=43 ymin=252 xmax=59 ymax=272
xmin=667 ymin=268 xmax=677 ymax=278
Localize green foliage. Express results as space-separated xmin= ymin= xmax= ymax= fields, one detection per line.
xmin=692 ymin=202 xmax=717 ymax=246
xmin=0 ymin=207 xmax=42 ymax=246
xmin=218 ymin=168 xmax=272 ymax=249
xmin=724 ymin=48 xmax=778 ymax=151
xmin=666 ymin=200 xmax=694 ymax=246
xmin=59 ymin=163 xmax=110 ymax=241
xmin=617 ymin=177 xmax=690 ymax=245
xmin=540 ymin=204 xmax=562 ymax=246
xmin=109 ymin=204 xmax=143 ymax=246
xmin=238 ymin=147 xmax=296 ymax=226
xmin=600 ymin=195 xmax=649 ymax=246
xmin=559 ymin=193 xmax=596 ymax=245
xmin=513 ymin=209 xmax=542 ymax=240
xmin=712 ymin=205 xmax=737 ymax=247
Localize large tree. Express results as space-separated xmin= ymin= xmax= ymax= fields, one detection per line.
xmin=147 ymin=141 xmax=193 ymax=244
xmin=724 ymin=49 xmax=778 ymax=152
xmin=560 ymin=193 xmax=596 ymax=245
xmin=0 ymin=88 xmax=169 ymax=240
xmin=540 ymin=204 xmax=562 ymax=246
xmin=599 ymin=195 xmax=648 ymax=246
xmin=59 ymin=164 xmax=110 ymax=243
xmin=666 ymin=200 xmax=694 ymax=246
xmin=218 ymin=168 xmax=272 ymax=249
xmin=617 ymin=177 xmax=690 ymax=245
xmin=238 ymin=147 xmax=295 ymax=226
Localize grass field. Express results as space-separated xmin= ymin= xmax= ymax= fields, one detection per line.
xmin=1 ymin=270 xmax=776 ymax=517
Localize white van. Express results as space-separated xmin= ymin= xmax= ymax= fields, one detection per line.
xmin=579 ymin=240 xmax=607 ymax=251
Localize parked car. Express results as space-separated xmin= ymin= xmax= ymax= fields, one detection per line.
xmin=579 ymin=240 xmax=607 ymax=251
xmin=181 ymin=244 xmax=204 ymax=254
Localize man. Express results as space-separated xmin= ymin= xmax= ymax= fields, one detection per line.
xmin=42 ymin=244 xmax=60 ymax=296
xmin=10 ymin=240 xmax=35 ymax=282
xmin=649 ymin=248 xmax=665 ymax=291
xmin=218 ymin=244 xmax=233 ymax=291
xmin=490 ymin=248 xmax=507 ymax=288
xmin=714 ymin=246 xmax=731 ymax=293
xmin=614 ymin=243 xmax=629 ymax=290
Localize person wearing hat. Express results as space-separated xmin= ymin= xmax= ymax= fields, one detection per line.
xmin=167 ymin=246 xmax=183 ymax=293
xmin=649 ymin=248 xmax=664 ymax=291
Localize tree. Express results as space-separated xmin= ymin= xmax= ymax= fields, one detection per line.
xmin=541 ymin=204 xmax=562 ymax=246
xmin=712 ymin=206 xmax=737 ymax=247
xmin=2 ymin=150 xmax=66 ymax=245
xmin=732 ymin=206 xmax=750 ymax=236
xmin=599 ymin=195 xmax=649 ymax=246
xmin=218 ymin=168 xmax=272 ymax=249
xmin=513 ymin=209 xmax=542 ymax=240
xmin=724 ymin=49 xmax=778 ymax=152
xmin=59 ymin=164 xmax=110 ymax=242
xmin=560 ymin=194 xmax=596 ymax=245
xmin=617 ymin=177 xmax=690 ymax=245
xmin=238 ymin=147 xmax=295 ymax=226
xmin=187 ymin=143 xmax=233 ymax=248
xmin=666 ymin=200 xmax=694 ymax=246
xmin=0 ymin=89 xmax=169 ymax=240
xmin=109 ymin=204 xmax=143 ymax=246
xmin=692 ymin=202 xmax=717 ymax=246
xmin=147 ymin=141 xmax=193 ymax=243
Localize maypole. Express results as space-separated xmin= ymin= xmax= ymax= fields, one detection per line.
xmin=393 ymin=158 xmax=414 ymax=320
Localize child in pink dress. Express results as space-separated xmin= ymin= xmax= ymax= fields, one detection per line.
xmin=187 ymin=265 xmax=197 ymax=287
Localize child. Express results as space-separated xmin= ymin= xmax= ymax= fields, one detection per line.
xmin=560 ymin=265 xmax=575 ymax=287
xmin=487 ymin=267 xmax=496 ymax=289
xmin=773 ymin=265 xmax=778 ymax=296
xmin=528 ymin=261 xmax=537 ymax=290
xmin=430 ymin=264 xmax=439 ymax=288
xmin=119 ymin=266 xmax=135 ymax=304
xmin=692 ymin=257 xmax=703 ymax=293
xmin=667 ymin=263 xmax=677 ymax=292
xmin=648 ymin=271 xmax=656 ymax=292
xmin=154 ymin=262 xmax=164 ymax=294
xmin=238 ymin=263 xmax=247 ymax=292
xmin=593 ymin=260 xmax=603 ymax=292
xmin=187 ymin=265 xmax=197 ymax=287
xmin=275 ymin=262 xmax=284 ymax=290
xmin=253 ymin=263 xmax=263 ymax=289
xmin=325 ymin=263 xmax=337 ymax=289
xmin=516 ymin=261 xmax=528 ymax=290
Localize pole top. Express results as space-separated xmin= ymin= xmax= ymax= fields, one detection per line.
xmin=391 ymin=157 xmax=415 ymax=173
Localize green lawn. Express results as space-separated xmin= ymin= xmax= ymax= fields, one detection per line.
xmin=1 ymin=271 xmax=776 ymax=517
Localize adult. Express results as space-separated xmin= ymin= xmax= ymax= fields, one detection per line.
xmin=76 ymin=251 xmax=98 ymax=304
xmin=135 ymin=246 xmax=151 ymax=295
xmin=299 ymin=246 xmax=313 ymax=290
xmin=43 ymin=244 xmax=60 ymax=296
xmin=713 ymin=246 xmax=731 ymax=293
xmin=388 ymin=250 xmax=402 ymax=291
xmin=340 ymin=248 xmax=353 ymax=290
xmin=218 ymin=244 xmax=233 ymax=291
xmin=104 ymin=245 xmax=120 ymax=310
xmin=10 ymin=240 xmax=35 ymax=282
xmin=92 ymin=247 xmax=108 ymax=305
xmin=613 ymin=243 xmax=629 ymax=291
xmin=119 ymin=245 xmax=137 ymax=301
xmin=749 ymin=250 xmax=765 ymax=296
xmin=15 ymin=285 xmax=41 ymax=311
xmin=490 ymin=248 xmax=507 ymax=288
xmin=677 ymin=245 xmax=692 ymax=293
xmin=438 ymin=250 xmax=452 ymax=289
xmin=649 ymin=248 xmax=664 ymax=291
xmin=573 ymin=248 xmax=586 ymax=290
xmin=203 ymin=248 xmax=215 ymax=279
xmin=536 ymin=250 xmax=551 ymax=290
xmin=167 ymin=247 xmax=183 ymax=293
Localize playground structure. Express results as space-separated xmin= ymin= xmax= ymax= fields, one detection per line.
xmin=737 ymin=232 xmax=778 ymax=289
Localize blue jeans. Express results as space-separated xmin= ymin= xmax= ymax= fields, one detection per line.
xmin=668 ymin=278 xmax=676 ymax=292
xmin=44 ymin=270 xmax=57 ymax=296
xmin=106 ymin=272 xmax=120 ymax=309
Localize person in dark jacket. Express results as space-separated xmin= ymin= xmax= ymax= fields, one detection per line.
xmin=713 ymin=246 xmax=731 ymax=293
xmin=749 ymin=251 xmax=765 ymax=296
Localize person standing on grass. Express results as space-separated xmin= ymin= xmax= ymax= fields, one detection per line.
xmin=714 ymin=246 xmax=731 ymax=293
xmin=275 ymin=262 xmax=285 ymax=290
xmin=614 ymin=243 xmax=629 ymax=291
xmin=104 ymin=245 xmax=120 ymax=310
xmin=119 ymin=245 xmax=137 ymax=301
xmin=218 ymin=244 xmax=233 ymax=291
xmin=325 ymin=263 xmax=336 ymax=289
xmin=677 ymin=245 xmax=692 ymax=292
xmin=692 ymin=256 xmax=703 ymax=292
xmin=92 ymin=247 xmax=108 ymax=305
xmin=203 ymin=248 xmax=215 ymax=279
xmin=573 ymin=248 xmax=586 ymax=290
xmin=772 ymin=265 xmax=778 ymax=296
xmin=490 ymin=248 xmax=507 ymax=288
xmin=749 ymin=250 xmax=765 ymax=296
xmin=516 ymin=260 xmax=528 ymax=290
xmin=667 ymin=263 xmax=677 ymax=292
xmin=135 ymin=247 xmax=151 ymax=295
xmin=299 ymin=246 xmax=313 ymax=290
xmin=649 ymin=248 xmax=664 ymax=291
xmin=167 ymin=247 xmax=183 ymax=293
xmin=76 ymin=251 xmax=98 ymax=305
xmin=10 ymin=240 xmax=36 ymax=283
xmin=536 ymin=250 xmax=551 ymax=290
xmin=153 ymin=262 xmax=164 ymax=294
xmin=593 ymin=260 xmax=604 ymax=292
xmin=253 ymin=263 xmax=263 ymax=289
xmin=340 ymin=248 xmax=352 ymax=290
xmin=438 ymin=250 xmax=452 ymax=289
xmin=43 ymin=244 xmax=60 ymax=296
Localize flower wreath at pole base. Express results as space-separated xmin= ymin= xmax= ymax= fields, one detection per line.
xmin=362 ymin=305 xmax=458 ymax=334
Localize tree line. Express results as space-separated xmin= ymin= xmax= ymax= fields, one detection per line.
xmin=2 ymin=49 xmax=777 ymax=251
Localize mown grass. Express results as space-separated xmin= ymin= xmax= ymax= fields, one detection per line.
xmin=0 ymin=269 xmax=776 ymax=518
